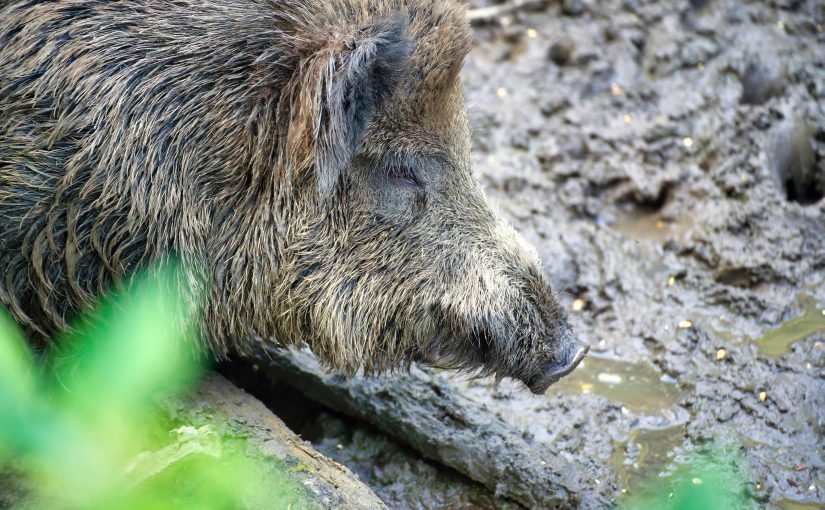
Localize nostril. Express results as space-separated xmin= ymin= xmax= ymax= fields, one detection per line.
xmin=550 ymin=344 xmax=589 ymax=379
xmin=526 ymin=342 xmax=589 ymax=395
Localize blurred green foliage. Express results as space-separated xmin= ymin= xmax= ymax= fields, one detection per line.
xmin=619 ymin=441 xmax=755 ymax=510
xmin=0 ymin=259 xmax=760 ymax=510
xmin=0 ymin=262 xmax=304 ymax=509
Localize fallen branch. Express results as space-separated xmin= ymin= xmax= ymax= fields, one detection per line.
xmin=167 ymin=374 xmax=387 ymax=510
xmin=1 ymin=375 xmax=386 ymax=510
xmin=254 ymin=347 xmax=584 ymax=509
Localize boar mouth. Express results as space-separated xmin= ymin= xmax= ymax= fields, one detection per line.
xmin=525 ymin=342 xmax=589 ymax=395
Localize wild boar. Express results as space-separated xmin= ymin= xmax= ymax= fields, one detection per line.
xmin=0 ymin=0 xmax=587 ymax=393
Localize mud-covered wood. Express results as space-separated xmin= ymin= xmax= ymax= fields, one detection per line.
xmin=255 ymin=347 xmax=586 ymax=509
xmin=0 ymin=375 xmax=386 ymax=510
xmin=167 ymin=374 xmax=387 ymax=510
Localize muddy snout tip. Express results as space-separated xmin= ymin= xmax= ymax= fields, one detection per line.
xmin=528 ymin=343 xmax=590 ymax=395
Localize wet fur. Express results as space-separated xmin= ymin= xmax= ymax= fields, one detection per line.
xmin=0 ymin=0 xmax=574 ymax=384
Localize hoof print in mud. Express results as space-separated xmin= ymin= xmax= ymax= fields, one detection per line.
xmin=771 ymin=116 xmax=823 ymax=205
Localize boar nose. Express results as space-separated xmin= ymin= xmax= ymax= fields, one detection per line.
xmin=527 ymin=339 xmax=589 ymax=395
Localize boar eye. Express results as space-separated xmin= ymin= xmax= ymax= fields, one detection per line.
xmin=385 ymin=164 xmax=420 ymax=188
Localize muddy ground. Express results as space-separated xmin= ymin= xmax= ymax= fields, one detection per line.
xmin=231 ymin=0 xmax=825 ymax=508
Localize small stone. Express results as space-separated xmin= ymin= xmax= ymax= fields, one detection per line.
xmin=610 ymin=83 xmax=623 ymax=96
xmin=540 ymin=96 xmax=570 ymax=117
xmin=336 ymin=443 xmax=344 ymax=450
xmin=681 ymin=39 xmax=719 ymax=67
xmin=815 ymin=342 xmax=822 ymax=349
xmin=758 ymin=391 xmax=767 ymax=402
xmin=594 ymin=478 xmax=601 ymax=485
xmin=562 ymin=0 xmax=586 ymax=16
xmin=678 ymin=320 xmax=693 ymax=329
xmin=716 ymin=348 xmax=726 ymax=361
xmin=572 ymin=298 xmax=585 ymax=311
xmin=564 ymin=134 xmax=589 ymax=160
xmin=549 ymin=37 xmax=575 ymax=66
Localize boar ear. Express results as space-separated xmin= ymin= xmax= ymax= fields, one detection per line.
xmin=313 ymin=17 xmax=411 ymax=196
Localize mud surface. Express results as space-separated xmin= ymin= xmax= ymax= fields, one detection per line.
xmin=453 ymin=0 xmax=825 ymax=507
xmin=244 ymin=0 xmax=825 ymax=508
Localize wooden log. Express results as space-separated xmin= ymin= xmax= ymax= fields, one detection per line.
xmin=163 ymin=374 xmax=388 ymax=510
xmin=253 ymin=347 xmax=584 ymax=509
xmin=0 ymin=374 xmax=386 ymax=510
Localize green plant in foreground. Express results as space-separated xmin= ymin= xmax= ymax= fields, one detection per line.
xmin=0 ymin=263 xmax=303 ymax=509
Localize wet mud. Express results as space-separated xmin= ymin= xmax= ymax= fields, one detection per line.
xmin=454 ymin=0 xmax=823 ymax=506
xmin=236 ymin=0 xmax=825 ymax=508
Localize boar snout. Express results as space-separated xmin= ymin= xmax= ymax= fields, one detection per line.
xmin=429 ymin=215 xmax=591 ymax=393
xmin=525 ymin=335 xmax=589 ymax=395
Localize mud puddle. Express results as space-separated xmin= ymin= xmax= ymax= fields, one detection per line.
xmin=547 ymin=355 xmax=680 ymax=415
xmin=610 ymin=210 xmax=694 ymax=246
xmin=755 ymin=294 xmax=825 ymax=357
xmin=776 ymin=499 xmax=824 ymax=510
xmin=609 ymin=423 xmax=687 ymax=497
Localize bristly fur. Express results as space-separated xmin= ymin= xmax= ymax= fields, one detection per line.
xmin=0 ymin=0 xmax=577 ymax=387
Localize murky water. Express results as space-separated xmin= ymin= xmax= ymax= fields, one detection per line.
xmin=755 ymin=295 xmax=825 ymax=357
xmin=547 ymin=355 xmax=681 ymax=415
xmin=609 ymin=423 xmax=687 ymax=496
xmin=548 ymin=354 xmax=690 ymax=499
xmin=775 ymin=499 xmax=824 ymax=510
xmin=611 ymin=211 xmax=694 ymax=246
